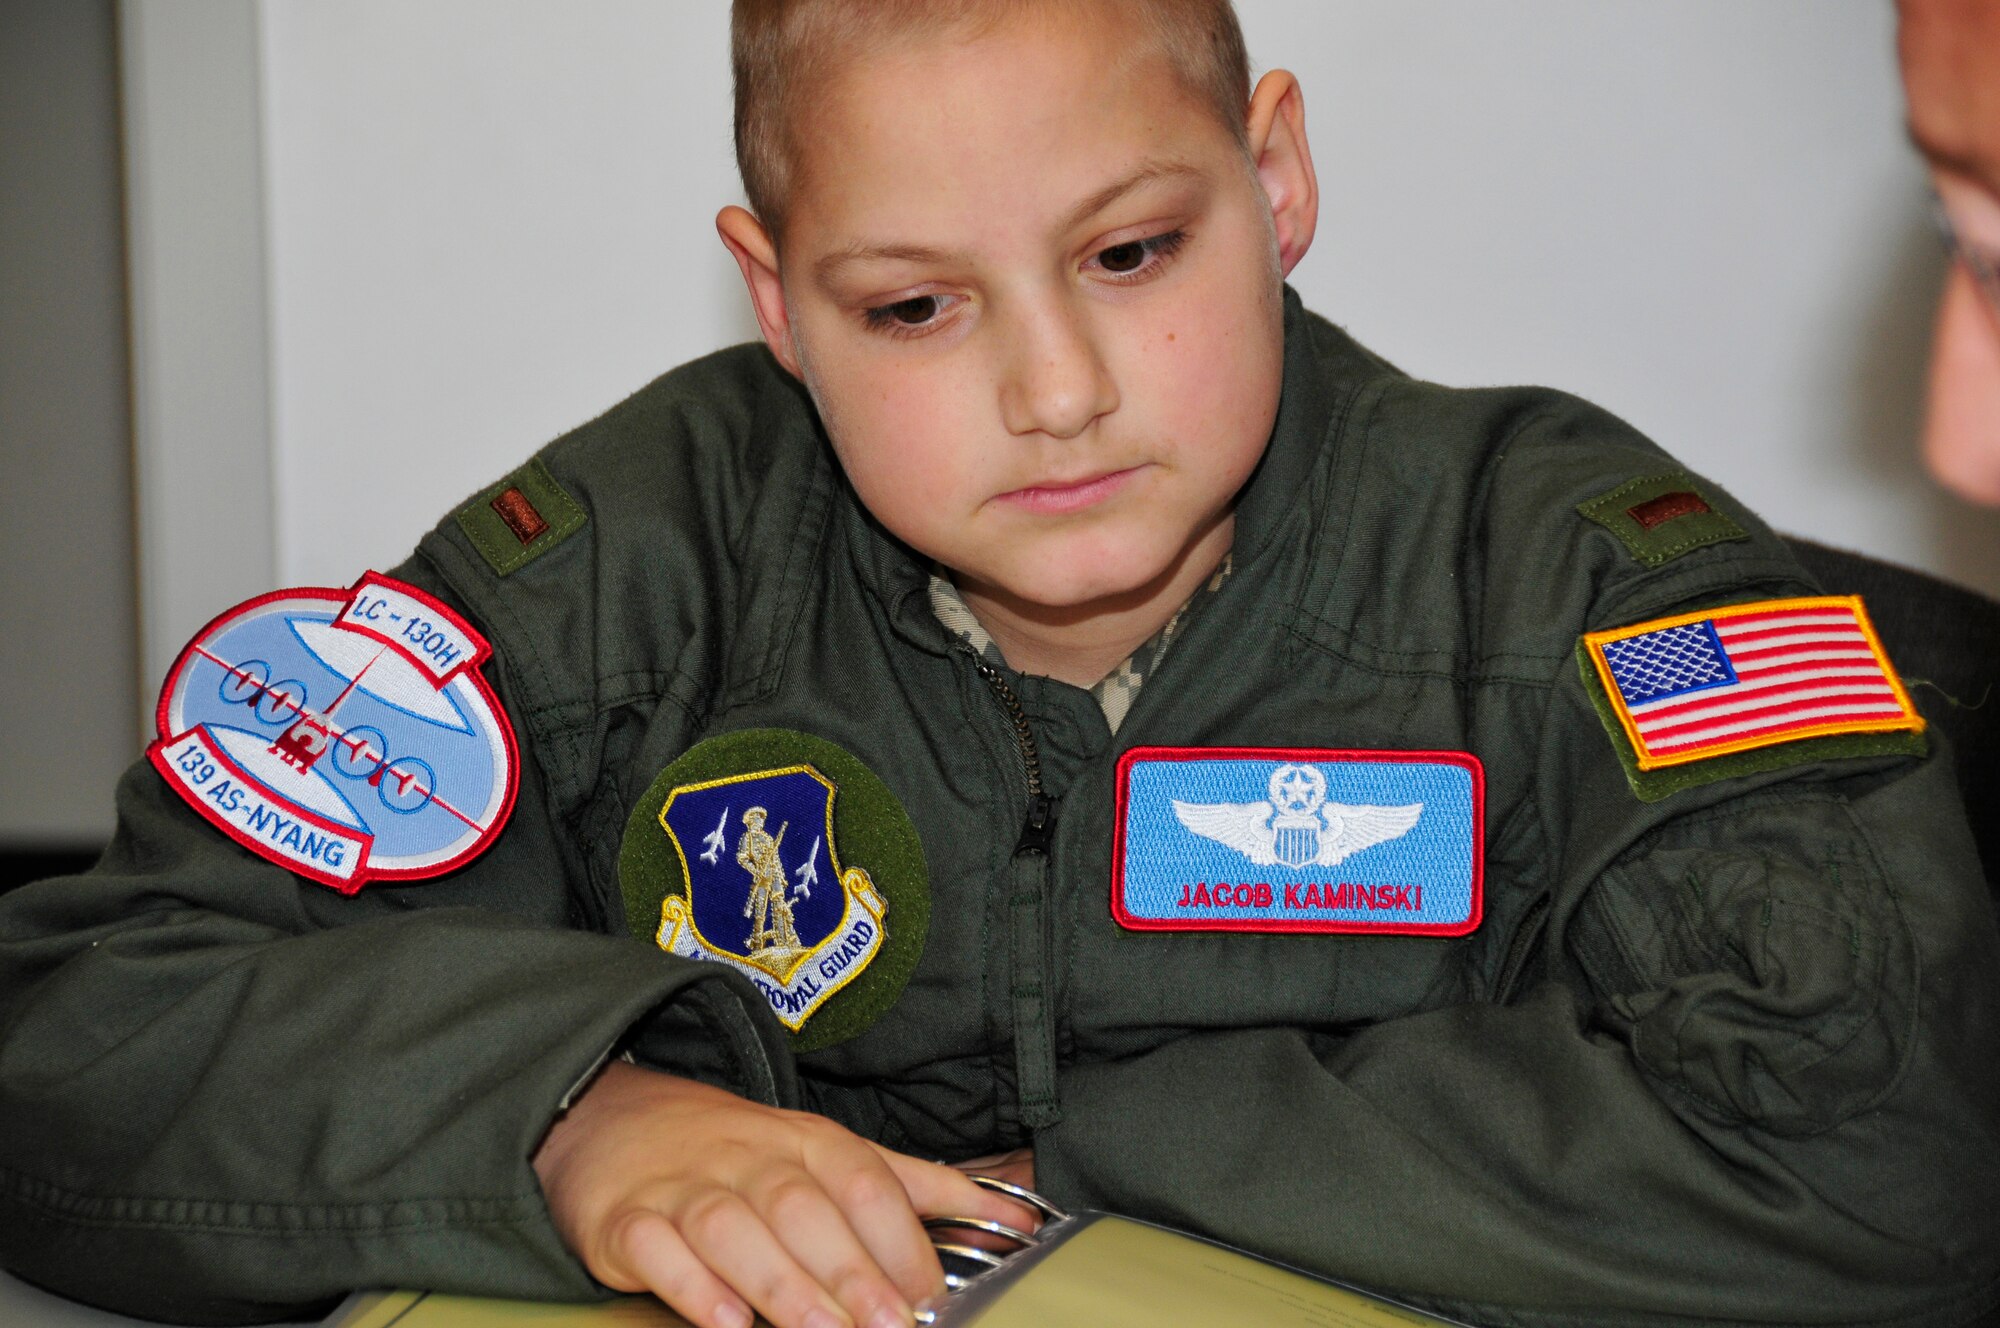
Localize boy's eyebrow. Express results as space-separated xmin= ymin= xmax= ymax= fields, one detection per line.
xmin=812 ymin=157 xmax=1205 ymax=285
xmin=1059 ymin=157 xmax=1204 ymax=234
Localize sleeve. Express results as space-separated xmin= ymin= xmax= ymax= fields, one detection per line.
xmin=1032 ymin=391 xmax=2000 ymax=1324
xmin=0 ymin=556 xmax=795 ymax=1324
xmin=1035 ymin=730 xmax=2000 ymax=1325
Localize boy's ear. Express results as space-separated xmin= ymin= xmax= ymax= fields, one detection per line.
xmin=716 ymin=205 xmax=806 ymax=379
xmin=1243 ymin=70 xmax=1319 ymax=277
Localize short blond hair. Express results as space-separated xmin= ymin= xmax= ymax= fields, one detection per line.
xmin=731 ymin=0 xmax=1252 ymax=242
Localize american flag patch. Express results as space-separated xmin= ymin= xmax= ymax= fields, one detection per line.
xmin=1583 ymin=596 xmax=1922 ymax=769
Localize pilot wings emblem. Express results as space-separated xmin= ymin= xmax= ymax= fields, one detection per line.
xmin=1172 ymin=762 xmax=1422 ymax=869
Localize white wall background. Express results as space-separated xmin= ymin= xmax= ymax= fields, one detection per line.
xmin=0 ymin=0 xmax=137 ymax=844
xmin=259 ymin=2 xmax=758 ymax=601
xmin=130 ymin=0 xmax=2000 ymax=700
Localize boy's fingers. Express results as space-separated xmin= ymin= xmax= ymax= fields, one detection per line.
xmin=953 ymin=1147 xmax=1035 ymax=1193
xmin=603 ymin=1208 xmax=755 ymax=1328
xmin=754 ymin=1171 xmax=920 ymax=1327
xmin=679 ymin=1188 xmax=859 ymax=1328
xmin=875 ymin=1147 xmax=1041 ymax=1234
xmin=805 ymin=1149 xmax=946 ymax=1307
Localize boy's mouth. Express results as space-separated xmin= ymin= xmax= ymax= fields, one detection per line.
xmin=994 ymin=465 xmax=1143 ymax=515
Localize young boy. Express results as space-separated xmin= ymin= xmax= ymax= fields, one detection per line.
xmin=3 ymin=3 xmax=1998 ymax=1328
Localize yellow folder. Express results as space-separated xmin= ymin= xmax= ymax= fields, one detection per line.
xmin=327 ymin=1211 xmax=1467 ymax=1328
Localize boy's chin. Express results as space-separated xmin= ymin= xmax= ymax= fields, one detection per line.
xmin=970 ymin=545 xmax=1192 ymax=616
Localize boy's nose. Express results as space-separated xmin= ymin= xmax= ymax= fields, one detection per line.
xmin=998 ymin=302 xmax=1119 ymax=440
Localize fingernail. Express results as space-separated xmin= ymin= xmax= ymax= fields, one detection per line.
xmin=871 ymin=1309 xmax=909 ymax=1328
xmin=803 ymin=1309 xmax=847 ymax=1328
xmin=715 ymin=1304 xmax=753 ymax=1328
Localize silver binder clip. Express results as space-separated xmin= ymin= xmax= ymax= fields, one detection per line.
xmin=916 ymin=1180 xmax=1069 ymax=1322
xmin=921 ymin=1216 xmax=1040 ymax=1247
xmin=966 ymin=1173 xmax=1069 ymax=1223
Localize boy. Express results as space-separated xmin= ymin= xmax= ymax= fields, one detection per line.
xmin=3 ymin=3 xmax=1998 ymax=1328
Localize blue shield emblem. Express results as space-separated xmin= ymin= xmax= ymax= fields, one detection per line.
xmin=657 ymin=764 xmax=886 ymax=1029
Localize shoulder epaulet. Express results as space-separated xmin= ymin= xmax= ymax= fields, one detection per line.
xmin=1575 ymin=470 xmax=1748 ymax=568
xmin=454 ymin=457 xmax=586 ymax=576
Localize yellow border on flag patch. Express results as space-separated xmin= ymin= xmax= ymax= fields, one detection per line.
xmin=1582 ymin=595 xmax=1923 ymax=770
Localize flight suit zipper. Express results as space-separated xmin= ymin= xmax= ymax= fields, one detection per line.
xmin=970 ymin=657 xmax=1064 ymax=1129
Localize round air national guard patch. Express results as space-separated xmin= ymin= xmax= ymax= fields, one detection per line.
xmin=148 ymin=572 xmax=518 ymax=893
xmin=619 ymin=729 xmax=928 ymax=1052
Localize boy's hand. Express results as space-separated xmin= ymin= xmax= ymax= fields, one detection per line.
xmin=532 ymin=1061 xmax=1034 ymax=1328
xmin=953 ymin=1148 xmax=1035 ymax=1194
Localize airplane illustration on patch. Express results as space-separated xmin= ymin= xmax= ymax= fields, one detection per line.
xmin=1171 ymin=762 xmax=1422 ymax=869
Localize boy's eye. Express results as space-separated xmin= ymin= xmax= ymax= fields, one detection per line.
xmin=1099 ymin=241 xmax=1147 ymax=273
xmin=1090 ymin=229 xmax=1188 ymax=280
xmin=884 ymin=296 xmax=941 ymax=325
xmin=861 ymin=293 xmax=952 ymax=335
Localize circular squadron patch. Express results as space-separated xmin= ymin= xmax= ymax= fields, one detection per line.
xmin=148 ymin=572 xmax=518 ymax=893
xmin=620 ymin=729 xmax=928 ymax=1051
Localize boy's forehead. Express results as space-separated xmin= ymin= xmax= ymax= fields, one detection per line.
xmin=783 ymin=4 xmax=1236 ymax=260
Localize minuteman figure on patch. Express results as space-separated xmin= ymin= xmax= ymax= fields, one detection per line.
xmin=737 ymin=807 xmax=805 ymax=967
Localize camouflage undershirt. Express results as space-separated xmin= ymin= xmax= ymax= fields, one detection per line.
xmin=927 ymin=554 xmax=1234 ymax=735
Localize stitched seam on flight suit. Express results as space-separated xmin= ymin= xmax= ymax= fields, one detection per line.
xmin=738 ymin=450 xmax=838 ymax=704
xmin=460 ymin=511 xmax=587 ymax=780
xmin=1584 ymin=807 xmax=1904 ymax=1130
xmin=1526 ymin=644 xmax=1575 ymax=992
xmin=1823 ymin=803 xmax=1924 ymax=1117
xmin=583 ymin=764 xmax=632 ymax=930
xmin=587 ymin=669 xmax=706 ymax=725
xmin=1750 ymin=896 xmax=1889 ymax=1071
xmin=1480 ymin=801 xmax=1554 ymax=1001
xmin=562 ymin=674 xmax=707 ymax=935
xmin=441 ymin=421 xmax=739 ymax=796
xmin=1297 ymin=396 xmax=1555 ymax=652
xmin=1059 ymin=837 xmax=1087 ymax=1077
xmin=417 ymin=539 xmax=591 ymax=810
xmin=1293 ymin=377 xmax=1379 ymax=629
xmin=0 ymin=1165 xmax=552 ymax=1235
xmin=676 ymin=986 xmax=764 ymax=1104
xmin=1452 ymin=404 xmax=1503 ymax=689
xmin=1582 ymin=868 xmax=1674 ymax=1000
xmin=1012 ymin=868 xmax=1056 ymax=1116
xmin=592 ymin=669 xmax=678 ymax=705
xmin=1289 ymin=557 xmax=1812 ymax=681
xmin=1590 ymin=559 xmax=1813 ymax=628
xmin=1285 ymin=624 xmax=1559 ymax=687
xmin=1295 ymin=384 xmax=1813 ymax=683
xmin=538 ymin=413 xmax=737 ymax=747
xmin=1288 ymin=396 xmax=1577 ymax=678
xmin=511 ymin=668 xmax=708 ymax=772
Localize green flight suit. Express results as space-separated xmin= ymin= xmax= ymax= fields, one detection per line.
xmin=2 ymin=290 xmax=1996 ymax=1327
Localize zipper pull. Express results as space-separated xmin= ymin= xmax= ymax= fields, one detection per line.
xmin=1014 ymin=793 xmax=1059 ymax=857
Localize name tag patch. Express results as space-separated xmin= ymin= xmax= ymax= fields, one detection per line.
xmin=1112 ymin=747 xmax=1483 ymax=935
xmin=148 ymin=573 xmax=517 ymax=892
